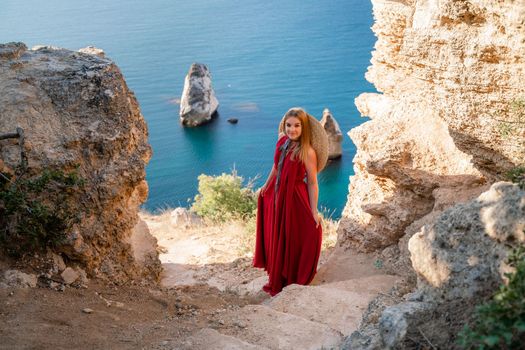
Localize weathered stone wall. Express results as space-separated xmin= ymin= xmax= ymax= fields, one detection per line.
xmin=338 ymin=0 xmax=525 ymax=252
xmin=0 ymin=42 xmax=160 ymax=283
xmin=346 ymin=182 xmax=525 ymax=349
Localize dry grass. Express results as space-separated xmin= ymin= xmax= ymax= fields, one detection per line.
xmin=321 ymin=216 xmax=339 ymax=250
xmin=140 ymin=207 xmax=339 ymax=266
xmin=140 ymin=208 xmax=255 ymax=265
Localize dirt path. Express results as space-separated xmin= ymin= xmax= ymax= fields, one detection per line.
xmin=0 ymin=279 xmax=261 ymax=350
xmin=0 ymin=211 xmax=398 ymax=349
xmin=0 ymin=211 xmax=269 ymax=349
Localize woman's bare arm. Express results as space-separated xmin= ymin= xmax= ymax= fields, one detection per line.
xmin=261 ymin=133 xmax=285 ymax=196
xmin=304 ymin=147 xmax=320 ymax=227
xmin=260 ymin=164 xmax=277 ymax=196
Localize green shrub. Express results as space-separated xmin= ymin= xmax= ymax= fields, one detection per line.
xmin=190 ymin=170 xmax=257 ymax=222
xmin=457 ymin=245 xmax=525 ymax=349
xmin=506 ymin=166 xmax=525 ymax=190
xmin=0 ymin=166 xmax=85 ymax=256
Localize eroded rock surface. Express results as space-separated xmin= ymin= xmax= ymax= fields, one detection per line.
xmin=0 ymin=42 xmax=159 ymax=283
xmin=347 ymin=182 xmax=525 ymax=349
xmin=338 ymin=0 xmax=525 ymax=252
xmin=409 ymin=182 xmax=524 ymax=301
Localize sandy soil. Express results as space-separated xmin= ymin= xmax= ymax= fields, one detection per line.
xmin=0 ymin=277 xmax=270 ymax=350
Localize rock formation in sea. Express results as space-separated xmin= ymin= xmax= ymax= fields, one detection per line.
xmin=179 ymin=63 xmax=219 ymax=127
xmin=0 ymin=42 xmax=160 ymax=283
xmin=320 ymin=108 xmax=343 ymax=160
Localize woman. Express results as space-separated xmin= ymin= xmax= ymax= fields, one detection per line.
xmin=253 ymin=107 xmax=328 ymax=296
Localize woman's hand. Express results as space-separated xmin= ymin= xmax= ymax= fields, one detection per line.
xmin=260 ymin=183 xmax=268 ymax=197
xmin=313 ymin=211 xmax=321 ymax=228
xmin=260 ymin=165 xmax=277 ymax=197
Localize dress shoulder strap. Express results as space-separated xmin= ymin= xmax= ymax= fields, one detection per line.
xmin=274 ymin=138 xmax=291 ymax=205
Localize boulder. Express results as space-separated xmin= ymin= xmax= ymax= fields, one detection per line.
xmin=61 ymin=267 xmax=80 ymax=285
xmin=127 ymin=218 xmax=162 ymax=278
xmin=378 ymin=301 xmax=436 ymax=348
xmin=409 ymin=182 xmax=525 ymax=301
xmin=3 ymin=270 xmax=37 ymax=288
xmin=49 ymin=252 xmax=66 ymax=273
xmin=346 ymin=182 xmax=525 ymax=349
xmin=170 ymin=207 xmax=203 ymax=228
xmin=320 ymin=108 xmax=343 ymax=159
xmin=179 ymin=63 xmax=219 ymax=126
xmin=0 ymin=42 xmax=159 ymax=283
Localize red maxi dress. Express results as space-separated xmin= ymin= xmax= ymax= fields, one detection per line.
xmin=253 ymin=135 xmax=322 ymax=296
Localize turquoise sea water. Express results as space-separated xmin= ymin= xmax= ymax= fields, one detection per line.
xmin=0 ymin=0 xmax=376 ymax=219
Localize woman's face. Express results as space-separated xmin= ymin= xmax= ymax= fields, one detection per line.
xmin=285 ymin=116 xmax=302 ymax=141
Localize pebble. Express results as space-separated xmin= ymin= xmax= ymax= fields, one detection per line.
xmin=61 ymin=267 xmax=79 ymax=285
xmin=234 ymin=321 xmax=247 ymax=329
xmin=82 ymin=308 xmax=94 ymax=314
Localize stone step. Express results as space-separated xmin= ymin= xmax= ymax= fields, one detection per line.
xmin=265 ymin=275 xmax=400 ymax=336
xmin=312 ymin=247 xmax=383 ymax=284
xmin=176 ymin=328 xmax=268 ymax=350
xmin=219 ymin=305 xmax=343 ymax=350
xmin=318 ymin=274 xmax=400 ymax=295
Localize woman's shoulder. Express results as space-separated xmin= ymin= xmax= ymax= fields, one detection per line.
xmin=305 ymin=145 xmax=317 ymax=168
xmin=306 ymin=145 xmax=317 ymax=159
xmin=276 ymin=132 xmax=287 ymax=145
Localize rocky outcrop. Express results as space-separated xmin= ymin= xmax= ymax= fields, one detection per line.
xmin=409 ymin=182 xmax=524 ymax=302
xmin=179 ymin=63 xmax=219 ymax=127
xmin=338 ymin=0 xmax=525 ymax=252
xmin=0 ymin=42 xmax=160 ymax=283
xmin=339 ymin=1 xmax=525 ymax=347
xmin=347 ymin=182 xmax=525 ymax=349
xmin=320 ymin=108 xmax=343 ymax=160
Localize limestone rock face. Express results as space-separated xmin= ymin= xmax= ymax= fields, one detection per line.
xmin=409 ymin=182 xmax=525 ymax=301
xmin=338 ymin=0 xmax=525 ymax=251
xmin=179 ymin=63 xmax=219 ymax=127
xmin=320 ymin=108 xmax=343 ymax=160
xmin=0 ymin=42 xmax=159 ymax=283
xmin=347 ymin=182 xmax=525 ymax=349
xmin=127 ymin=218 xmax=162 ymax=279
